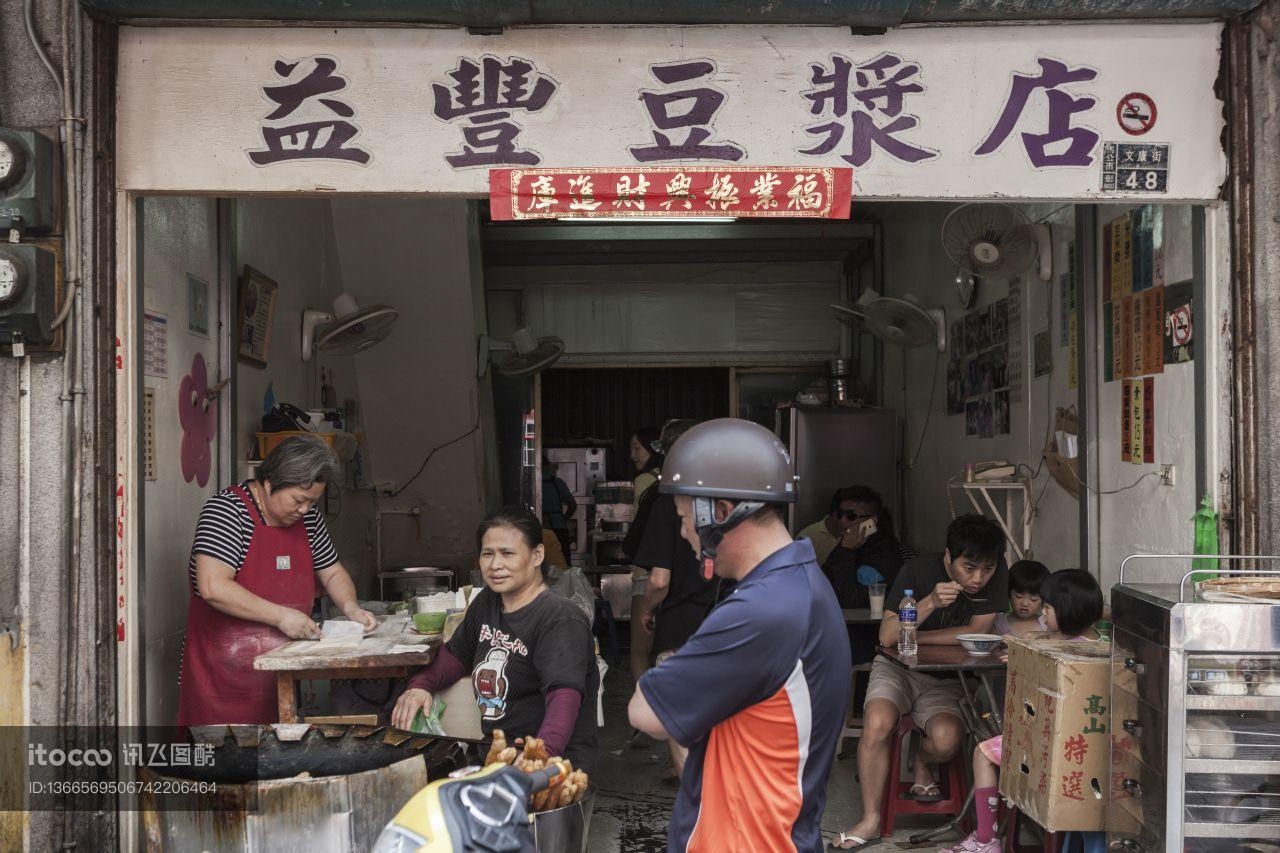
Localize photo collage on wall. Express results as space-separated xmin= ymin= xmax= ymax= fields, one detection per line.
xmin=1101 ymin=204 xmax=1188 ymax=464
xmin=947 ymin=295 xmax=1013 ymax=438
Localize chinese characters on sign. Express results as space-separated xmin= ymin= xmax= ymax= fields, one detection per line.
xmin=976 ymin=58 xmax=1100 ymax=167
xmin=630 ymin=60 xmax=744 ymax=162
xmin=431 ymin=55 xmax=559 ymax=167
xmin=249 ymin=57 xmax=371 ymax=166
xmin=800 ymin=52 xmax=936 ymax=167
xmin=1101 ymin=142 xmax=1170 ymax=193
xmin=489 ymin=166 xmax=853 ymax=220
xmin=244 ymin=51 xmax=1121 ymax=178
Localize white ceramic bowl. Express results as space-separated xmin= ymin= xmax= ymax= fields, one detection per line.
xmin=957 ymin=633 xmax=1004 ymax=656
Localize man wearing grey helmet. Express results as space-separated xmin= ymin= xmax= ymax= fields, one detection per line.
xmin=628 ymin=418 xmax=850 ymax=853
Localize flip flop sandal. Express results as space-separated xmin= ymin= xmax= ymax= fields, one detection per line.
xmin=909 ymin=782 xmax=943 ymax=802
xmin=828 ymin=832 xmax=875 ymax=851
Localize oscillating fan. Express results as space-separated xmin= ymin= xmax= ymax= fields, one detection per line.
xmin=831 ymin=291 xmax=946 ymax=352
xmin=942 ymin=203 xmax=1051 ymax=282
xmin=302 ymin=294 xmax=399 ymax=360
xmin=477 ymin=327 xmax=566 ymax=378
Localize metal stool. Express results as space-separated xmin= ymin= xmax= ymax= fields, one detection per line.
xmin=878 ymin=714 xmax=970 ymax=839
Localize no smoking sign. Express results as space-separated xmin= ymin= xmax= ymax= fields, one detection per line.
xmin=1117 ymin=93 xmax=1157 ymax=136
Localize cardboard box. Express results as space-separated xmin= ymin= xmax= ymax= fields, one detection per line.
xmin=999 ymin=638 xmax=1111 ymax=831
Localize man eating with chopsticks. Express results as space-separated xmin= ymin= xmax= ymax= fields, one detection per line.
xmin=832 ymin=514 xmax=1007 ymax=850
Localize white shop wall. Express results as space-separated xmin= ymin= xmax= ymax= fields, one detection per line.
xmin=233 ymin=198 xmax=376 ymax=596
xmin=1093 ymin=205 xmax=1197 ymax=589
xmin=140 ymin=197 xmax=219 ymax=727
xmin=486 ymin=261 xmax=844 ymax=359
xmin=882 ymin=201 xmax=1201 ymax=594
xmin=329 ymin=198 xmax=489 ymax=571
xmin=881 ymin=202 xmax=1081 ymax=569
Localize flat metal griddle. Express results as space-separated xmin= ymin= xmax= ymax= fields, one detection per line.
xmin=163 ymin=723 xmax=483 ymax=784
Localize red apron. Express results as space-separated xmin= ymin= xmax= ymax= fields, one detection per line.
xmin=177 ymin=485 xmax=316 ymax=725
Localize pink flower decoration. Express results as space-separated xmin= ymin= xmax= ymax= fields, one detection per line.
xmin=177 ymin=353 xmax=217 ymax=487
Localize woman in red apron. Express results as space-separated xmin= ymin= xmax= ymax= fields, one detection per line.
xmin=178 ymin=435 xmax=375 ymax=726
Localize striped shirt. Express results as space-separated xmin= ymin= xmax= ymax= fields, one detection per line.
xmin=187 ymin=482 xmax=338 ymax=597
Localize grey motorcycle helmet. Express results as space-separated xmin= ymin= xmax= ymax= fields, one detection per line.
xmin=659 ymin=418 xmax=797 ymax=559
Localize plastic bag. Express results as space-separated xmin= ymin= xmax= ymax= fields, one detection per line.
xmin=551 ymin=566 xmax=596 ymax=622
xmin=596 ymin=656 xmax=608 ymax=728
xmin=410 ymin=695 xmax=448 ymax=736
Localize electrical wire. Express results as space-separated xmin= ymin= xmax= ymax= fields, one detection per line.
xmin=906 ymin=349 xmax=941 ymax=469
xmin=389 ymin=417 xmax=483 ymax=498
xmin=24 ymin=0 xmax=64 ymax=93
xmin=1067 ymin=466 xmax=1159 ymax=496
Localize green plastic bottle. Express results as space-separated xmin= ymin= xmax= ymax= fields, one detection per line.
xmin=1190 ymin=494 xmax=1219 ymax=586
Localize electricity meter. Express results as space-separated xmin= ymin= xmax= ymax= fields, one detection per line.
xmin=0 ymin=129 xmax=55 ymax=233
xmin=0 ymin=244 xmax=55 ymax=347
xmin=0 ymin=139 xmax=27 ymax=192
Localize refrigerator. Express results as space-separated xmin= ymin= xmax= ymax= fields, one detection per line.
xmin=783 ymin=406 xmax=899 ymax=536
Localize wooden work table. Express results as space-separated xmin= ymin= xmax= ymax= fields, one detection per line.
xmin=253 ymin=615 xmax=440 ymax=723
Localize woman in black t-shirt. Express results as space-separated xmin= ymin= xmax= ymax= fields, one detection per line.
xmin=391 ymin=508 xmax=598 ymax=773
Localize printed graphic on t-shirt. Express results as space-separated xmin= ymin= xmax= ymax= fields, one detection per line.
xmin=275 ymin=555 xmax=291 ymax=571
xmin=472 ymin=624 xmax=532 ymax=721
xmin=474 ymin=648 xmax=511 ymax=720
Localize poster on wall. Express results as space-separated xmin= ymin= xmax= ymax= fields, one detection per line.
xmin=958 ymin=297 xmax=1012 ymax=436
xmin=1143 ymin=287 xmax=1164 ymax=375
xmin=1007 ymin=284 xmax=1023 ymax=403
xmin=143 ymin=388 xmax=157 ymax=481
xmin=1034 ymin=330 xmax=1052 ymax=378
xmin=1130 ymin=378 xmax=1145 ymax=463
xmin=965 ymin=400 xmax=981 ymax=437
xmin=143 ymin=310 xmax=168 ymax=378
xmin=1131 ymin=290 xmax=1145 ymax=377
xmin=1121 ymin=380 xmax=1132 ymax=462
xmin=947 ymin=363 xmax=965 ymax=415
xmin=187 ymin=274 xmax=210 ymax=338
xmin=1164 ymin=280 xmax=1193 ymax=363
xmin=237 ymin=265 xmax=278 ymax=366
xmin=1143 ymin=376 xmax=1155 ymax=463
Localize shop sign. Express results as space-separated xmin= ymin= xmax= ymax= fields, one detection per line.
xmin=117 ymin=24 xmax=1224 ymax=200
xmin=489 ymin=166 xmax=852 ymax=220
xmin=1100 ymin=143 xmax=1170 ymax=193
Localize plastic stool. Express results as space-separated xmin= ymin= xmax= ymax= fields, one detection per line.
xmin=878 ymin=714 xmax=970 ymax=839
xmin=592 ymin=597 xmax=620 ymax=663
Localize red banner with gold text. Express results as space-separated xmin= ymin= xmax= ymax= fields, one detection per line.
xmin=489 ymin=166 xmax=853 ymax=221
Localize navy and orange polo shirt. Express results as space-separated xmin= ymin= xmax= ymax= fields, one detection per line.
xmin=639 ymin=538 xmax=850 ymax=853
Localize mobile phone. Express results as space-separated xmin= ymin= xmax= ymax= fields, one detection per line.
xmin=860 ymin=518 xmax=878 ymax=537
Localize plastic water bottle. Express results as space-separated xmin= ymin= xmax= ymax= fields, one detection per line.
xmin=898 ymin=589 xmax=918 ymax=656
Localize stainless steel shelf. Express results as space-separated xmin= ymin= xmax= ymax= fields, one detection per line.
xmin=1185 ymin=820 xmax=1280 ymax=840
xmin=1186 ymin=695 xmax=1280 ymax=711
xmin=1186 ymin=758 xmax=1280 ymax=775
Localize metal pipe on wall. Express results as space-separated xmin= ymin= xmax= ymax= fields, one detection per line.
xmin=1074 ymin=205 xmax=1101 ymax=579
xmin=1226 ymin=17 xmax=1259 ymax=556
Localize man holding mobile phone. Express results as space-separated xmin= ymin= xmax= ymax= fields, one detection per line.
xmin=819 ymin=486 xmax=911 ymax=610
